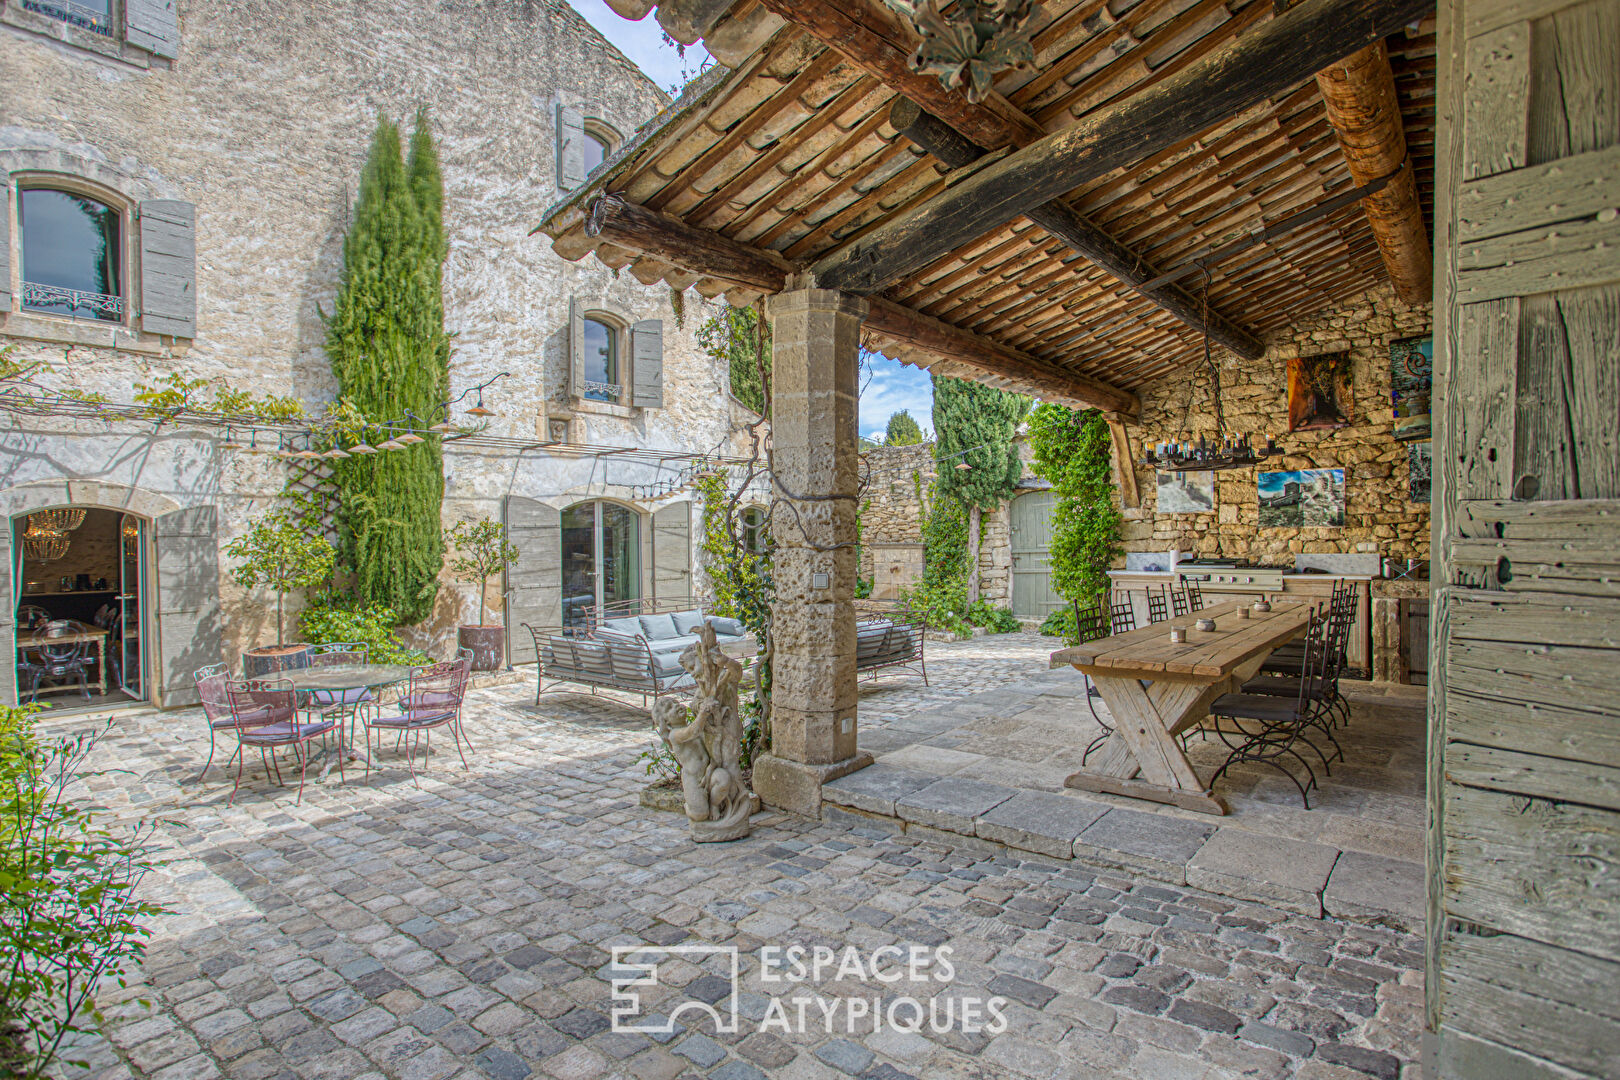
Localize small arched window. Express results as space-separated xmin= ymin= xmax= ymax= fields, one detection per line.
xmin=583 ymin=131 xmax=610 ymax=175
xmin=582 ymin=316 xmax=618 ymax=401
xmin=19 ymin=186 xmax=124 ymax=323
xmin=741 ymin=506 xmax=767 ymax=554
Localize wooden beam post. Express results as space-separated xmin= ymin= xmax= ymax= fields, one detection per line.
xmin=1316 ymin=41 xmax=1433 ymax=304
xmin=576 ymin=194 xmax=1141 ymax=416
xmin=1104 ymin=416 xmax=1142 ymax=509
xmin=811 ymin=0 xmax=1436 ymax=294
xmin=892 ymin=100 xmax=1265 ymax=360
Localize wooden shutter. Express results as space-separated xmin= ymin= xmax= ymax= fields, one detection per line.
xmin=124 ymin=0 xmax=179 ymax=58
xmin=0 ymin=182 xmax=11 ymax=313
xmin=630 ymin=319 xmax=665 ymax=408
xmin=568 ymin=297 xmax=585 ymax=400
xmin=154 ymin=506 xmax=221 ymax=708
xmin=1428 ymin=0 xmax=1620 ymax=1073
xmin=504 ymin=496 xmax=561 ymax=665
xmin=653 ymin=501 xmax=691 ymax=602
xmin=139 ymin=200 xmax=196 ymax=337
xmin=557 ymin=105 xmax=587 ymax=193
xmin=0 ymin=521 xmax=14 ymax=706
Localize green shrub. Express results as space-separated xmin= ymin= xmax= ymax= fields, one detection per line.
xmin=298 ymin=594 xmax=431 ymax=665
xmin=966 ymin=600 xmax=1021 ymax=634
xmin=1039 ymin=605 xmax=1079 ymax=643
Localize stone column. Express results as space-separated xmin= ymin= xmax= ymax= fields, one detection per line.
xmin=752 ymin=288 xmax=874 ymax=815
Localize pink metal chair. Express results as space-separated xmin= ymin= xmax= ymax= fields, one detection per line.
xmin=224 ymin=678 xmax=342 ymax=804
xmin=194 ymin=663 xmax=268 ymax=782
xmin=362 ymin=659 xmax=470 ymax=786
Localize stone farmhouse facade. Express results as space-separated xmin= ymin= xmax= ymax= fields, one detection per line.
xmin=0 ymin=0 xmax=754 ymax=708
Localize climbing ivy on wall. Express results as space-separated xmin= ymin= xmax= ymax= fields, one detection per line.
xmin=693 ymin=469 xmax=773 ymax=764
xmin=699 ymin=304 xmax=772 ymax=414
xmin=324 ymin=110 xmax=450 ymax=625
xmin=1028 ymin=404 xmax=1123 ymax=609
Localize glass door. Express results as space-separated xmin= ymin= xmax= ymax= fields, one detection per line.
xmin=117 ymin=514 xmax=144 ymax=698
xmin=560 ymin=503 xmax=597 ymax=633
xmin=559 ymin=501 xmax=641 ymax=632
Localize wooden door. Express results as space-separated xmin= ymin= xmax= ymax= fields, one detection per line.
xmin=1010 ymin=490 xmax=1062 ymax=620
xmin=1429 ymin=0 xmax=1620 ymax=1073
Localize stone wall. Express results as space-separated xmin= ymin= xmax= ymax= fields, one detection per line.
xmin=0 ymin=0 xmax=747 ymax=666
xmin=1119 ymin=285 xmax=1432 ymax=566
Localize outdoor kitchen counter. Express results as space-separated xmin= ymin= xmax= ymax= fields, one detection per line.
xmin=1106 ymin=569 xmax=1374 ymax=676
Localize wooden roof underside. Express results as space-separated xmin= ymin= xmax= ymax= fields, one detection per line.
xmin=538 ymin=0 xmax=1436 ymax=402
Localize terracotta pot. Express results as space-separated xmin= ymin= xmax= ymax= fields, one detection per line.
xmin=458 ymin=625 xmax=504 ymax=672
xmin=242 ymin=643 xmax=312 ymax=678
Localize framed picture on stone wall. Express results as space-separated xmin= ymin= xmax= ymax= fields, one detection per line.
xmin=1407 ymin=441 xmax=1432 ymax=503
xmin=1390 ymin=334 xmax=1433 ymax=441
xmin=1286 ymin=351 xmax=1353 ymax=432
xmin=1258 ymin=468 xmax=1346 ymax=527
xmin=1155 ymin=470 xmax=1215 ymax=514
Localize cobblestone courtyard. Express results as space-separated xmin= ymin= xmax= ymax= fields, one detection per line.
xmin=56 ymin=635 xmax=1422 ymax=1080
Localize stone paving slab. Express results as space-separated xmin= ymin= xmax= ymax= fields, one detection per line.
xmin=822 ymin=765 xmax=938 ymax=816
xmin=975 ymin=791 xmax=1110 ymax=858
xmin=1187 ymin=826 xmax=1343 ymax=916
xmin=895 ymin=776 xmax=1019 ymax=835
xmin=1073 ymin=808 xmax=1217 ymax=885
xmin=1323 ymin=850 xmax=1426 ymax=931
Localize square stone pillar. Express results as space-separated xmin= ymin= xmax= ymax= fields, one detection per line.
xmin=752 ymin=288 xmax=874 ymax=816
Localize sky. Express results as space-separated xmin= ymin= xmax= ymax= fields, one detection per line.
xmin=565 ymin=1 xmax=934 ymax=442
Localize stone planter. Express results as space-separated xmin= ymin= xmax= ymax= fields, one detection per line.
xmin=458 ymin=625 xmax=505 ymax=671
xmin=241 ymin=643 xmax=311 ymax=678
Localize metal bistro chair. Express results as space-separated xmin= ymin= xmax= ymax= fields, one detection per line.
xmin=304 ymin=642 xmax=375 ymax=732
xmin=1145 ymin=585 xmax=1170 ymax=624
xmin=1171 ymin=586 xmax=1190 ymax=617
xmin=1184 ymin=579 xmax=1205 ymax=612
xmin=23 ymin=620 xmax=94 ymax=703
xmin=224 ymin=678 xmax=341 ymax=804
xmin=1206 ymin=605 xmax=1331 ymax=808
xmin=1108 ymin=591 xmax=1138 ymax=636
xmin=1071 ymin=599 xmax=1116 ymax=765
xmin=362 ymin=659 xmax=471 ymax=787
xmin=194 ymin=663 xmax=274 ymax=782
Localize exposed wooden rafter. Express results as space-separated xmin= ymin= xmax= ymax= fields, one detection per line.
xmin=578 ymin=193 xmax=1141 ymax=415
xmin=1316 ymin=41 xmax=1433 ymax=304
xmin=891 ymin=99 xmax=1265 ymax=360
xmin=810 ymin=0 xmax=1436 ymax=295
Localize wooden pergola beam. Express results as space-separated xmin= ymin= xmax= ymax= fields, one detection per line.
xmin=810 ymin=0 xmax=1436 ymax=295
xmin=753 ymin=0 xmax=1044 ymax=150
xmin=1315 ymin=41 xmax=1433 ymax=304
xmin=892 ymin=100 xmax=1265 ymax=360
xmin=579 ymin=194 xmax=1141 ymax=416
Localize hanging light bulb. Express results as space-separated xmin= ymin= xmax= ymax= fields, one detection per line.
xmin=465 ymin=391 xmax=494 ymax=419
xmin=220 ymin=427 xmax=244 ymax=451
xmin=396 ymin=431 xmax=425 ymax=444
xmin=954 ymin=461 xmax=972 ymax=471
xmin=376 ymin=438 xmax=405 ymax=451
xmin=324 ymin=445 xmax=351 ymax=460
xmin=350 ymin=440 xmax=378 ymax=454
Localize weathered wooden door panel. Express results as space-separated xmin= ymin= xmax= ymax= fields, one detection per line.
xmin=1010 ymin=489 xmax=1060 ymax=620
xmin=1432 ymin=0 xmax=1620 ymax=1071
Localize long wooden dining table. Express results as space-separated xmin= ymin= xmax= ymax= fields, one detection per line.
xmin=1049 ymin=599 xmax=1312 ymax=815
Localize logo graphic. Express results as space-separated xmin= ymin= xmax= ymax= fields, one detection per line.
xmin=610 ymin=945 xmax=741 ymax=1034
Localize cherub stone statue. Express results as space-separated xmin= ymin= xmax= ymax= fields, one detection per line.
xmin=651 ymin=622 xmax=753 ymax=842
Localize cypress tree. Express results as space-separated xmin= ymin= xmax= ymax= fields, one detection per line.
xmin=931 ymin=376 xmax=1030 ymax=603
xmin=884 ymin=409 xmax=924 ymax=446
xmin=325 ymin=113 xmax=449 ymax=625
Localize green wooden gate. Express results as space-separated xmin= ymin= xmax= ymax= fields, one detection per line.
xmin=1010 ymin=490 xmax=1061 ymax=621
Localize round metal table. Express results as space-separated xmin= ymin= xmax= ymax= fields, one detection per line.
xmin=282 ymin=663 xmax=413 ymax=777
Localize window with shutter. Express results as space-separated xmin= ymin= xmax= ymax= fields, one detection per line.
xmin=123 ymin=0 xmax=179 ymax=57
xmin=653 ymin=501 xmax=692 ymax=601
xmin=630 ymin=319 xmax=664 ymax=408
xmin=139 ymin=199 xmax=195 ymax=338
xmin=155 ymin=506 xmax=221 ymax=708
xmin=557 ymin=105 xmax=587 ymax=193
xmin=18 ymin=187 xmax=125 ymax=323
xmin=505 ymin=497 xmax=563 ymax=665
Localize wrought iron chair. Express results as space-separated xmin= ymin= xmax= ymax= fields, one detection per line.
xmin=1171 ymin=586 xmax=1190 ymax=617
xmin=304 ymin=642 xmax=374 ymax=728
xmin=361 ymin=659 xmax=471 ymax=787
xmin=193 ymin=663 xmax=272 ymax=782
xmin=1184 ymin=579 xmax=1205 ymax=612
xmin=22 ymin=620 xmax=94 ymax=703
xmin=1145 ymin=585 xmax=1170 ymax=624
xmin=1071 ymin=599 xmax=1116 ymax=765
xmin=1206 ymin=605 xmax=1331 ymax=808
xmin=224 ymin=678 xmax=341 ymax=804
xmin=1108 ymin=592 xmax=1137 ymax=636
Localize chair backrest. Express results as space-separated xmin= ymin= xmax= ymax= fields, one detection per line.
xmin=1171 ymin=587 xmax=1190 ymax=617
xmin=406 ymin=661 xmax=465 ymax=717
xmin=1294 ymin=605 xmax=1333 ymax=710
xmin=1184 ymin=579 xmax=1204 ymax=611
xmin=1108 ymin=593 xmax=1137 ymax=635
xmin=39 ymin=620 xmax=87 ymax=663
xmin=310 ymin=642 xmax=367 ymax=667
xmin=1145 ymin=586 xmax=1169 ymax=624
xmin=194 ymin=663 xmax=231 ymax=721
xmin=225 ymin=678 xmax=298 ymax=729
xmin=1072 ymin=600 xmax=1110 ymax=644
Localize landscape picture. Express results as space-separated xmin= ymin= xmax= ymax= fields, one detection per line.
xmin=1390 ymin=334 xmax=1433 ymax=441
xmin=1408 ymin=441 xmax=1431 ymax=503
xmin=1258 ymin=468 xmax=1346 ymax=527
xmin=1287 ymin=351 xmax=1353 ymax=431
xmin=1156 ymin=470 xmax=1215 ymax=514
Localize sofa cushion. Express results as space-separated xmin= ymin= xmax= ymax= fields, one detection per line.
xmin=639 ymin=613 xmax=680 ymax=641
xmin=705 ymin=616 xmax=745 ymax=638
xmin=671 ymin=609 xmax=706 ymax=636
xmin=600 ymin=616 xmax=643 ymax=640
xmin=649 ymin=650 xmax=688 ymax=679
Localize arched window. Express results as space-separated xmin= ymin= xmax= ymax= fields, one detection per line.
xmin=583 ymin=131 xmax=610 ymax=175
xmin=560 ymin=500 xmax=641 ymax=629
xmin=19 ymin=186 xmax=124 ymax=323
xmin=582 ymin=316 xmax=619 ymax=401
xmin=741 ymin=506 xmax=767 ymax=555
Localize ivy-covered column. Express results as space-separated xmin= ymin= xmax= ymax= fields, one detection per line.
xmin=752 ymin=288 xmax=874 ymax=815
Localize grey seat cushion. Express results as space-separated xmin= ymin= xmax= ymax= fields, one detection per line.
xmin=639 ymin=612 xmax=680 ymax=641
xmin=705 ymin=616 xmax=746 ymax=637
xmin=600 ymin=616 xmax=643 ymax=640
xmin=671 ymin=610 xmax=706 ymax=635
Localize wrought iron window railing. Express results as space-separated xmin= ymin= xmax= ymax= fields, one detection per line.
xmin=22 ymin=281 xmax=126 ymax=320
xmin=20 ymin=0 xmax=114 ymax=35
xmin=584 ymin=380 xmax=622 ymax=402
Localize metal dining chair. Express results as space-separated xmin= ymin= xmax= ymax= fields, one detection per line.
xmin=1171 ymin=586 xmax=1190 ymax=617
xmin=361 ymin=658 xmax=471 ymax=786
xmin=194 ymin=663 xmax=270 ymax=782
xmin=1145 ymin=585 xmax=1170 ymax=624
xmin=1071 ymin=599 xmax=1116 ymax=765
xmin=224 ymin=678 xmax=341 ymax=804
xmin=1184 ymin=579 xmax=1205 ymax=612
xmin=1108 ymin=592 xmax=1137 ymax=636
xmin=304 ymin=642 xmax=374 ymax=723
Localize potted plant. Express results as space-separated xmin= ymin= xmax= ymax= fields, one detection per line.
xmin=445 ymin=516 xmax=519 ymax=671
xmin=226 ymin=511 xmax=337 ymax=676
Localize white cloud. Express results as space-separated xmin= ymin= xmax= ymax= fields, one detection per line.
xmin=564 ymin=0 xmax=714 ymax=95
xmin=860 ymin=352 xmax=934 ymax=443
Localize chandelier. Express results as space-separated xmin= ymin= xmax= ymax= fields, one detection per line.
xmin=30 ymin=508 xmax=86 ymax=533
xmin=1141 ymin=275 xmax=1280 ymax=474
xmin=23 ymin=523 xmax=70 ymax=561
